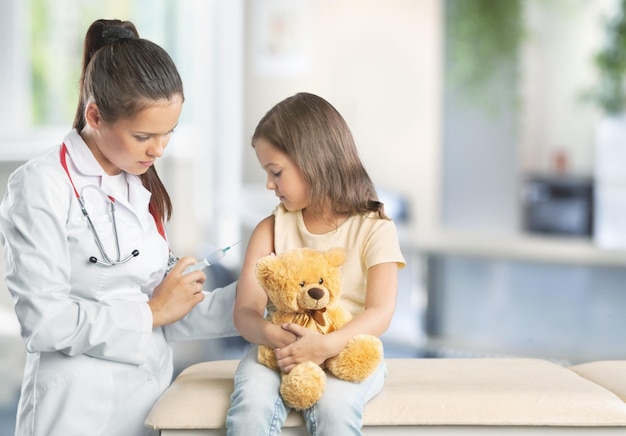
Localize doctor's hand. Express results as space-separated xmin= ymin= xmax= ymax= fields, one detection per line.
xmin=148 ymin=256 xmax=206 ymax=328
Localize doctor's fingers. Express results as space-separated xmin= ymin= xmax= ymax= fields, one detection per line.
xmin=148 ymin=284 xmax=204 ymax=327
xmin=176 ymin=279 xmax=204 ymax=297
xmin=165 ymin=290 xmax=204 ymax=325
xmin=170 ymin=281 xmax=205 ymax=309
xmin=167 ymin=267 xmax=206 ymax=288
xmin=189 ymin=270 xmax=206 ymax=285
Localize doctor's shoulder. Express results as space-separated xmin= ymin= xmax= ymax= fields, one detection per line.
xmin=2 ymin=145 xmax=73 ymax=214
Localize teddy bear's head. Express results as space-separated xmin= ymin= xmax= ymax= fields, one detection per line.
xmin=256 ymin=247 xmax=346 ymax=314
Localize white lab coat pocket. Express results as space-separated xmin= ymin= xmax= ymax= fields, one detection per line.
xmin=29 ymin=353 xmax=115 ymax=436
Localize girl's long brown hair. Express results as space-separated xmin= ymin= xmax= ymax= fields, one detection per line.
xmin=253 ymin=92 xmax=388 ymax=220
xmin=73 ymin=19 xmax=184 ymax=223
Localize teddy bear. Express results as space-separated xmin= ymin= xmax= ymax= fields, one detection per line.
xmin=255 ymin=247 xmax=383 ymax=410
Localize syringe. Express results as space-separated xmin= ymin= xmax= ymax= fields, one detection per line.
xmin=183 ymin=241 xmax=240 ymax=275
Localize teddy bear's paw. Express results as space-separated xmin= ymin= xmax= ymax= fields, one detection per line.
xmin=326 ymin=334 xmax=383 ymax=382
xmin=280 ymin=361 xmax=326 ymax=411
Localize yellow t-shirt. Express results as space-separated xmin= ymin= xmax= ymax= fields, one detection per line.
xmin=273 ymin=204 xmax=406 ymax=315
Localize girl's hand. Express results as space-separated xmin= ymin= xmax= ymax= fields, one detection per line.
xmin=267 ymin=322 xmax=298 ymax=349
xmin=274 ymin=323 xmax=335 ymax=373
xmin=148 ymin=256 xmax=206 ymax=328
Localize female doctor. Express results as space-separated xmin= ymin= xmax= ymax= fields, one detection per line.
xmin=0 ymin=19 xmax=237 ymax=436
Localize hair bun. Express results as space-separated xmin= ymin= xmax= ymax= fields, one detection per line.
xmin=102 ymin=25 xmax=135 ymax=44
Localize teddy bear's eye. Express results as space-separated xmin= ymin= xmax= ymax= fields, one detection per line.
xmin=299 ymin=281 xmax=306 ymax=288
xmin=318 ymin=278 xmax=323 ymax=285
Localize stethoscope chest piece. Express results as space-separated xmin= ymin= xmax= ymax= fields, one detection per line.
xmin=78 ymin=184 xmax=140 ymax=266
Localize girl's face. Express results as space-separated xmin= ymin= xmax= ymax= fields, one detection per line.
xmin=254 ymin=137 xmax=310 ymax=212
xmin=84 ymin=95 xmax=183 ymax=175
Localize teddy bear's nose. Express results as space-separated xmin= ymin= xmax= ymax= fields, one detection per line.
xmin=307 ymin=288 xmax=324 ymax=300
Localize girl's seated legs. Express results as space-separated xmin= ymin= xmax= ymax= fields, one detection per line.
xmin=302 ymin=360 xmax=387 ymax=436
xmin=226 ymin=345 xmax=289 ymax=436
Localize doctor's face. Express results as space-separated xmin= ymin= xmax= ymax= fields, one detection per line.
xmin=85 ymin=95 xmax=183 ymax=176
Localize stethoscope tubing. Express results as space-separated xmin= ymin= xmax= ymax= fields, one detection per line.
xmin=60 ymin=143 xmax=139 ymax=266
xmin=77 ymin=187 xmax=139 ymax=265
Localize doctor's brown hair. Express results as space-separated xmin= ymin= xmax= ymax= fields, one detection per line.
xmin=72 ymin=19 xmax=184 ymax=223
xmin=252 ymin=92 xmax=388 ymax=220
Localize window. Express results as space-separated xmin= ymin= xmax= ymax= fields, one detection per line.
xmin=0 ymin=0 xmax=245 ymax=259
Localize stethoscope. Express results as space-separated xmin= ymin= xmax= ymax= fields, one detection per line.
xmin=60 ymin=143 xmax=141 ymax=266
xmin=80 ymin=185 xmax=140 ymax=265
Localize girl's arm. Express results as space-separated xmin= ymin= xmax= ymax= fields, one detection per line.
xmin=233 ymin=215 xmax=297 ymax=348
xmin=276 ymin=261 xmax=399 ymax=372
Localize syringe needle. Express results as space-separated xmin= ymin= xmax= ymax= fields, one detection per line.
xmin=183 ymin=241 xmax=240 ymax=275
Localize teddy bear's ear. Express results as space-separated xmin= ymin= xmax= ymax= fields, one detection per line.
xmin=255 ymin=253 xmax=277 ymax=282
xmin=323 ymin=247 xmax=346 ymax=267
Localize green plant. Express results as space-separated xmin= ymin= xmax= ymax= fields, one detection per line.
xmin=446 ymin=0 xmax=524 ymax=109
xmin=586 ymin=0 xmax=626 ymax=115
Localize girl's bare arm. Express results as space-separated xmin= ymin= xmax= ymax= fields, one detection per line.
xmin=233 ymin=215 xmax=297 ymax=348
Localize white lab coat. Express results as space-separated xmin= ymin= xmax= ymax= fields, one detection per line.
xmin=0 ymin=130 xmax=238 ymax=436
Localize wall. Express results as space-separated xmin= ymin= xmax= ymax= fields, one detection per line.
xmin=519 ymin=0 xmax=612 ymax=175
xmin=241 ymin=0 xmax=443 ymax=235
xmin=430 ymin=0 xmax=626 ymax=363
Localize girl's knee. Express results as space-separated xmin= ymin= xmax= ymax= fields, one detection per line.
xmin=304 ymin=400 xmax=363 ymax=436
xmin=317 ymin=394 xmax=361 ymax=418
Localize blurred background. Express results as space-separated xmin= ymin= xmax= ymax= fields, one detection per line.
xmin=3 ymin=0 xmax=626 ymax=433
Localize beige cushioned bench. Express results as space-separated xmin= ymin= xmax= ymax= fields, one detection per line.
xmin=145 ymin=358 xmax=626 ymax=435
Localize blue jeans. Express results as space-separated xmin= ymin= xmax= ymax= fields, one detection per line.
xmin=226 ymin=345 xmax=387 ymax=436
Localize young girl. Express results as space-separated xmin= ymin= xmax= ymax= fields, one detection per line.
xmin=226 ymin=92 xmax=405 ymax=435
xmin=0 ymin=19 xmax=237 ymax=436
